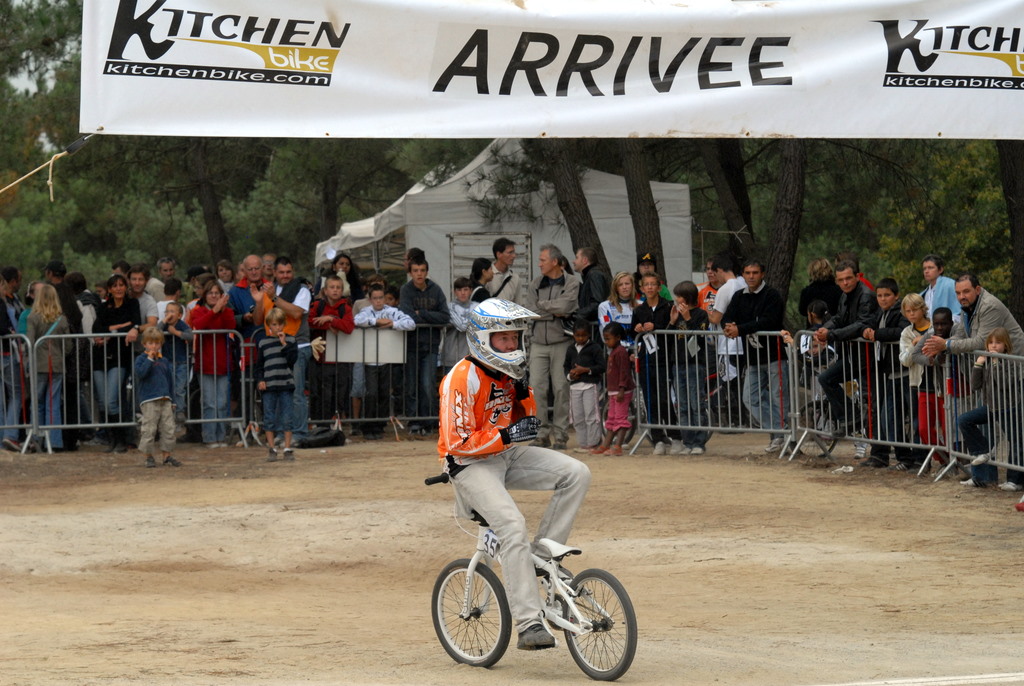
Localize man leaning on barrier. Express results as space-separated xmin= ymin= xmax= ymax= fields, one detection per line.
xmin=815 ymin=260 xmax=879 ymax=438
xmin=920 ymin=272 xmax=1024 ymax=360
xmin=722 ymin=259 xmax=789 ymax=453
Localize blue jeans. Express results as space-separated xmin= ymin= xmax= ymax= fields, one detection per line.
xmin=291 ymin=346 xmax=312 ymax=440
xmin=405 ymin=349 xmax=438 ymax=428
xmin=675 ymin=363 xmax=709 ymax=449
xmin=2 ymin=353 xmax=24 ymax=440
xmin=958 ymin=404 xmax=1022 ymax=484
xmin=171 ymin=360 xmax=188 ymax=417
xmin=819 ymin=355 xmax=860 ymax=426
xmin=35 ymin=372 xmax=63 ymax=449
xmin=870 ymin=375 xmax=912 ymax=460
xmin=262 ymin=388 xmax=292 ymax=434
xmin=200 ymin=373 xmax=230 ymax=443
xmin=93 ymin=367 xmax=127 ymax=421
xmin=743 ymin=360 xmax=789 ymax=437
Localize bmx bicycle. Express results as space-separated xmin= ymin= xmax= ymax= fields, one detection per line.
xmin=425 ymin=472 xmax=637 ymax=681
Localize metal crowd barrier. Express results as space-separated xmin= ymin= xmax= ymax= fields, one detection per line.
xmin=9 ymin=319 xmax=1024 ymax=483
xmin=12 ymin=329 xmax=248 ymax=454
xmin=790 ymin=334 xmax=951 ymax=467
xmin=247 ymin=322 xmax=446 ymax=440
xmin=629 ymin=328 xmax=793 ymax=454
xmin=0 ymin=334 xmax=33 ymax=450
xmin=942 ymin=349 xmax=1024 ymax=485
xmin=787 ymin=334 xmax=1024 ymax=484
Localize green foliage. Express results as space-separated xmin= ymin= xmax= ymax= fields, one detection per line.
xmin=878 ymin=140 xmax=1009 ymax=299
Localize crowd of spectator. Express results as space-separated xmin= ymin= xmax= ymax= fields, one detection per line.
xmin=2 ymin=242 xmax=1023 ymax=498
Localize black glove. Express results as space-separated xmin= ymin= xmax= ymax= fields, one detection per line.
xmin=512 ymin=379 xmax=530 ymax=399
xmin=503 ymin=416 xmax=541 ymax=443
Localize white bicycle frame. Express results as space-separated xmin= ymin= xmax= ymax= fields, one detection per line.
xmin=461 ymin=525 xmax=601 ymax=636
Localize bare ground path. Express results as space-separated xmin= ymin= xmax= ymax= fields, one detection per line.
xmin=2 ymin=433 xmax=1023 ymax=685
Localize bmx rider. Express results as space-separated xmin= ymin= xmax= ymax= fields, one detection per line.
xmin=436 ymin=298 xmax=591 ymax=651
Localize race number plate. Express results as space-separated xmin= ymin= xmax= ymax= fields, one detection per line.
xmin=483 ymin=529 xmax=501 ymax=558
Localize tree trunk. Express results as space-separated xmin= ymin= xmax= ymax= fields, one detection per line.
xmin=187 ymin=138 xmax=232 ymax=263
xmin=766 ymin=139 xmax=806 ymax=305
xmin=528 ymin=139 xmax=606 ymax=268
xmin=698 ymin=139 xmax=756 ymax=261
xmin=619 ymin=138 xmax=662 ymax=267
xmin=996 ymin=139 xmax=1024 ymax=323
xmin=320 ymin=161 xmax=340 ymax=244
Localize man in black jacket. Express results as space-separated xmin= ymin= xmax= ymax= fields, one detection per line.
xmin=723 ymin=259 xmax=789 ymax=453
xmin=815 ymin=260 xmax=879 ymax=437
xmin=573 ymin=247 xmax=610 ymax=332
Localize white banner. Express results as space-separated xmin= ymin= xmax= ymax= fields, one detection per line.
xmin=80 ymin=0 xmax=1024 ymax=139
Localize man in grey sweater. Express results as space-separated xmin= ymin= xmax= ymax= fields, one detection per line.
xmin=523 ymin=245 xmax=579 ymax=450
xmin=921 ymin=272 xmax=1024 ymax=358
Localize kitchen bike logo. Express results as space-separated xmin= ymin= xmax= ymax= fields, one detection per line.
xmin=103 ymin=0 xmax=350 ymax=87
xmin=878 ymin=19 xmax=1024 ymax=90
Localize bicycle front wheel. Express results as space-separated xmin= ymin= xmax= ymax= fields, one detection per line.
xmin=431 ymin=558 xmax=511 ymax=668
xmin=564 ymin=568 xmax=637 ymax=681
xmin=802 ymin=400 xmax=837 ymax=455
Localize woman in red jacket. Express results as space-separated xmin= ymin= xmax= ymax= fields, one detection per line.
xmin=191 ymin=280 xmax=236 ymax=447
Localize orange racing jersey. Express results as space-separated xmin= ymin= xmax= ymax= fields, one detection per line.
xmin=437 ymin=358 xmax=536 ymax=464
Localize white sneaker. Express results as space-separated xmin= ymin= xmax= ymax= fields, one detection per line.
xmin=971 ymin=453 xmax=991 ymax=466
xmin=652 ymin=441 xmax=668 ymax=455
xmin=764 ymin=437 xmax=784 ymax=453
xmin=853 ymin=442 xmax=868 ymax=459
xmin=689 ymin=446 xmax=705 ymax=455
xmin=669 ymin=439 xmax=686 ymax=455
xmin=999 ymin=481 xmax=1024 ymax=492
xmin=960 ymin=478 xmax=988 ymax=488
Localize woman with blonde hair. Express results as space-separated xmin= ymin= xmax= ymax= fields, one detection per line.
xmin=598 ymin=271 xmax=640 ymax=343
xmin=798 ymin=257 xmax=842 ymax=316
xmin=26 ymin=284 xmax=70 ymax=451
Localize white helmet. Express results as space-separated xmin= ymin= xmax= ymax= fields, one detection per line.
xmin=466 ymin=299 xmax=539 ymax=379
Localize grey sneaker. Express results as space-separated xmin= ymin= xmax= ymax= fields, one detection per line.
xmin=517 ymin=623 xmax=555 ymax=651
xmin=669 ymin=439 xmax=686 ymax=455
xmin=267 ymin=448 xmax=278 ymax=463
xmin=764 ymin=437 xmax=784 ymax=453
xmin=283 ymin=448 xmax=295 ymax=461
xmin=163 ymin=456 xmax=182 ymax=467
xmin=971 ymin=453 xmax=991 ymax=466
xmin=689 ymin=446 xmax=705 ymax=455
xmin=652 ymin=441 xmax=668 ymax=455
xmin=144 ymin=456 xmax=157 ymax=468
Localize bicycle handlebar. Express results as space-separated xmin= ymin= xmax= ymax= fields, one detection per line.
xmin=424 ymin=473 xmax=450 ymax=486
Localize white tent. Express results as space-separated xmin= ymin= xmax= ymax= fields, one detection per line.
xmin=315 ymin=139 xmax=691 ymax=293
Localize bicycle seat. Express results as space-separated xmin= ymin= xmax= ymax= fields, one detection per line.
xmin=535 ymin=537 xmax=581 ymax=560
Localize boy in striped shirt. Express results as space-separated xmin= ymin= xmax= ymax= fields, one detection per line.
xmin=255 ymin=308 xmax=298 ymax=462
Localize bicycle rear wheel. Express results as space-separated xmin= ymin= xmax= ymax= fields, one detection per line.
xmin=802 ymin=400 xmax=837 ymax=455
xmin=431 ymin=558 xmax=511 ymax=668
xmin=564 ymin=568 xmax=637 ymax=681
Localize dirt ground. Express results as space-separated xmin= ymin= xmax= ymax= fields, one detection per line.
xmin=2 ymin=430 xmax=1024 ymax=686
